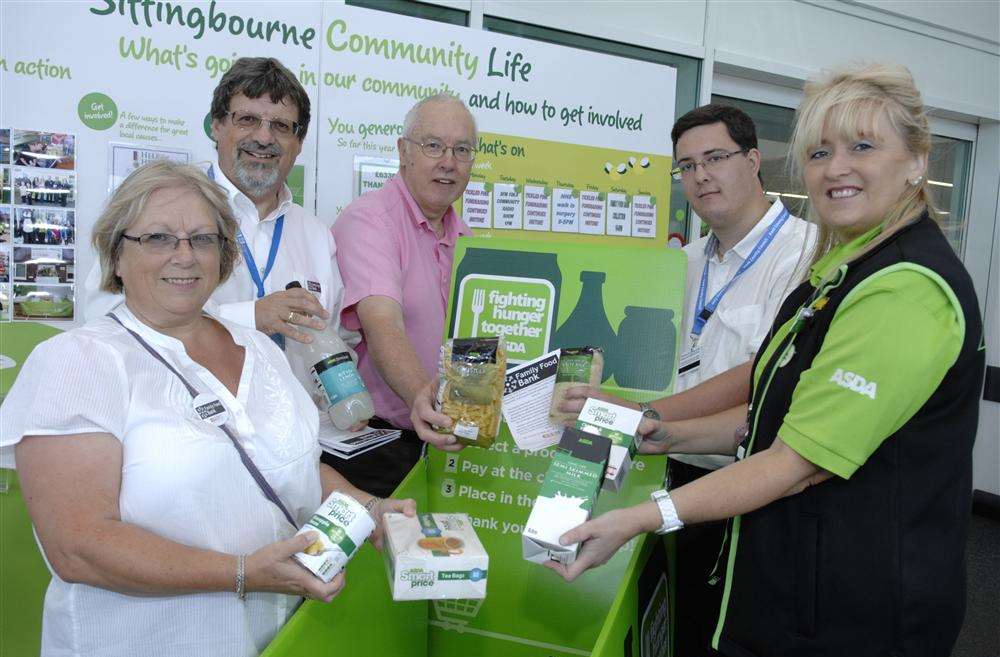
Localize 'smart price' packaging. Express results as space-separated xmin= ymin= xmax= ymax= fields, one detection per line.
xmin=575 ymin=398 xmax=644 ymax=492
xmin=522 ymin=427 xmax=612 ymax=565
xmin=384 ymin=512 xmax=489 ymax=601
xmin=294 ymin=491 xmax=375 ymax=583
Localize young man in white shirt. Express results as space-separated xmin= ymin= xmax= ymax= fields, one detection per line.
xmin=554 ymin=104 xmax=816 ymax=656
xmin=666 ymin=104 xmax=816 ymax=657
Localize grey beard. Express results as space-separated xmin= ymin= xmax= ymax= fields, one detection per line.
xmin=232 ymin=157 xmax=281 ymax=199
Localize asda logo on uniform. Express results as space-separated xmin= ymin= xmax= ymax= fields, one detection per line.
xmin=829 ymin=368 xmax=877 ymax=400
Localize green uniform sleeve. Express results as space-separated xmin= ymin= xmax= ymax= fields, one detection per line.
xmin=778 ymin=265 xmax=964 ymax=478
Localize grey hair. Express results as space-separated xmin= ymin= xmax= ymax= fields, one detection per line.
xmin=91 ymin=160 xmax=240 ymax=294
xmin=402 ymin=93 xmax=478 ymax=143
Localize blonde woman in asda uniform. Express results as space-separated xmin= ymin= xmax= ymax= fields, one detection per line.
xmin=548 ymin=63 xmax=985 ymax=657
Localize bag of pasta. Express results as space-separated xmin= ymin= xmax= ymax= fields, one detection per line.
xmin=434 ymin=336 xmax=507 ymax=448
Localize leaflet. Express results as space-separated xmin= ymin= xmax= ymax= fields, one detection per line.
xmin=501 ymin=349 xmax=564 ymax=452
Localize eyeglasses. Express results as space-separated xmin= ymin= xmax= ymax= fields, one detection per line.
xmin=229 ymin=111 xmax=301 ymax=137
xmin=402 ymin=137 xmax=476 ymax=163
xmin=121 ymin=233 xmax=225 ymax=252
xmin=671 ymin=149 xmax=748 ymax=180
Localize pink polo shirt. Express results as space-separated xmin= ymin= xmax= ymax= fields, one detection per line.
xmin=333 ymin=175 xmax=472 ymax=429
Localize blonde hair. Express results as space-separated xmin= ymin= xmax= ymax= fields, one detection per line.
xmin=91 ymin=160 xmax=239 ymax=293
xmin=790 ymin=63 xmax=935 ymax=270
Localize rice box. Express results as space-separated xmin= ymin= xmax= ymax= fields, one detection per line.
xmin=385 ymin=512 xmax=489 ymax=601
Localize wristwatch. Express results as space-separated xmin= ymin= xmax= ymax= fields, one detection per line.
xmin=638 ymin=402 xmax=661 ymax=421
xmin=650 ymin=488 xmax=684 ymax=535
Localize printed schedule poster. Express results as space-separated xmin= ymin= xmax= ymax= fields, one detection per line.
xmin=314 ymin=3 xmax=676 ymax=246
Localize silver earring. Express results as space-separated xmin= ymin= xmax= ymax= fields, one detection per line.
xmin=909 ymin=176 xmax=924 ymax=186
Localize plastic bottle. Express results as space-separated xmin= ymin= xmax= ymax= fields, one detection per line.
xmin=285 ymin=282 xmax=374 ymax=430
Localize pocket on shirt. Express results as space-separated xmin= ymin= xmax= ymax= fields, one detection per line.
xmin=717 ymin=303 xmax=764 ymax=358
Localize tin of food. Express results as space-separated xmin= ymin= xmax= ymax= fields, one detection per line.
xmin=293 ymin=491 xmax=375 ymax=583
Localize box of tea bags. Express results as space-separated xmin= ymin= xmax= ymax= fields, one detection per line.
xmin=384 ymin=512 xmax=488 ymax=601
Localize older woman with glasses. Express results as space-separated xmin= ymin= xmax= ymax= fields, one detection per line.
xmin=1 ymin=160 xmax=414 ymax=657
xmin=546 ymin=63 xmax=985 ymax=657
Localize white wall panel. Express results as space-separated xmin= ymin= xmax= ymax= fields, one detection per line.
xmin=712 ymin=0 xmax=1000 ymax=121
xmin=482 ymin=1 xmax=707 ymax=57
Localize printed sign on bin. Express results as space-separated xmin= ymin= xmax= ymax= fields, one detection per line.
xmin=453 ymin=274 xmax=556 ymax=364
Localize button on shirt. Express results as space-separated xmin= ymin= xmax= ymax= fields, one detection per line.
xmin=333 ymin=175 xmax=472 ymax=429
xmin=672 ymin=200 xmax=816 ymax=471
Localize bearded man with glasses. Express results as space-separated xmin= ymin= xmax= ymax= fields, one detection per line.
xmin=86 ymin=57 xmax=355 ymax=369
xmin=329 ymin=93 xmax=476 ymax=497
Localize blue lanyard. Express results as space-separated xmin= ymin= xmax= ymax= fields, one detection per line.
xmin=235 ymin=217 xmax=284 ymax=299
xmin=691 ymin=207 xmax=790 ymax=341
xmin=207 ymin=164 xmax=286 ymax=349
xmin=206 ymin=164 xmax=285 ymax=299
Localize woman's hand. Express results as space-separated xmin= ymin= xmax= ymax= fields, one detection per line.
xmin=557 ymin=385 xmax=635 ymax=419
xmin=367 ymin=497 xmax=418 ymax=551
xmin=245 ymin=532 xmax=346 ymax=602
xmin=543 ymin=503 xmax=658 ymax=583
xmin=637 ymin=418 xmax=671 ymax=454
xmin=410 ymin=378 xmax=463 ymax=452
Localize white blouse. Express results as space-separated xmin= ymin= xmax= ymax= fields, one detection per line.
xmin=0 ymin=305 xmax=322 ymax=657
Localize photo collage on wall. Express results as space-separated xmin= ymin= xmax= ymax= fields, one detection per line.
xmin=1 ymin=128 xmax=77 ymax=322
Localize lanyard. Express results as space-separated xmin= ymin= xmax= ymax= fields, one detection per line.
xmin=235 ymin=216 xmax=284 ymax=299
xmin=107 ymin=312 xmax=297 ymax=528
xmin=207 ymin=164 xmax=286 ymax=348
xmin=206 ymin=164 xmax=285 ymax=300
xmin=691 ymin=207 xmax=790 ymax=342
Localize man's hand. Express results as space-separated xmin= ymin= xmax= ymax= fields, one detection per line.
xmin=255 ymin=288 xmax=329 ymax=343
xmin=410 ymin=378 xmax=463 ymax=452
xmin=557 ymin=385 xmax=637 ymax=420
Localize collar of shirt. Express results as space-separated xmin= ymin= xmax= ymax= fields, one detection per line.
xmin=112 ymin=302 xmax=248 ymax=355
xmin=208 ymin=156 xmax=293 ymax=224
xmin=809 ymin=221 xmax=885 ymax=286
xmin=387 ymin=174 xmax=472 ymax=245
xmin=705 ymin=199 xmax=788 ymax=264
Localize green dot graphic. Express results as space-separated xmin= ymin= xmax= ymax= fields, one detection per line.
xmin=78 ymin=93 xmax=118 ymax=130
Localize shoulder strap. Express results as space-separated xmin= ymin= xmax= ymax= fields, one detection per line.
xmin=107 ymin=313 xmax=297 ymax=528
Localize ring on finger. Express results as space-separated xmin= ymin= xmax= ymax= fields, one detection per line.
xmin=287 ymin=310 xmax=296 ymax=324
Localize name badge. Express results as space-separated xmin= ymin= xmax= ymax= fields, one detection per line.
xmin=678 ymin=346 xmax=702 ymax=376
xmin=307 ymin=280 xmax=322 ymax=293
xmin=192 ymin=393 xmax=230 ymax=426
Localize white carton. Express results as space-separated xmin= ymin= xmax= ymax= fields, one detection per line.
xmin=575 ymin=398 xmax=644 ymax=492
xmin=385 ymin=512 xmax=488 ymax=601
xmin=523 ymin=427 xmax=612 ymax=565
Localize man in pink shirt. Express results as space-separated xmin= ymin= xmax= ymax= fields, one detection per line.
xmin=329 ymin=94 xmax=476 ymax=496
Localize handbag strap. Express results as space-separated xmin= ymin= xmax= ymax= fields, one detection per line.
xmin=107 ymin=313 xmax=297 ymax=528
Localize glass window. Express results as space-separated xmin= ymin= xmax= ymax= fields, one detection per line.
xmin=483 ymin=16 xmax=701 ymax=243
xmin=712 ymin=94 xmax=807 ymax=218
xmin=346 ymin=0 xmax=468 ymax=26
xmin=927 ymin=135 xmax=973 ymax=255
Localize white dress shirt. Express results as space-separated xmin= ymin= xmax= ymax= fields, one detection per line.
xmin=0 ymin=306 xmax=322 ymax=657
xmin=671 ymin=200 xmax=817 ymax=471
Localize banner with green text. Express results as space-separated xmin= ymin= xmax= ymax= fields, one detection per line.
xmin=1 ymin=0 xmax=677 ymax=328
xmin=317 ymin=4 xmax=676 ymax=247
